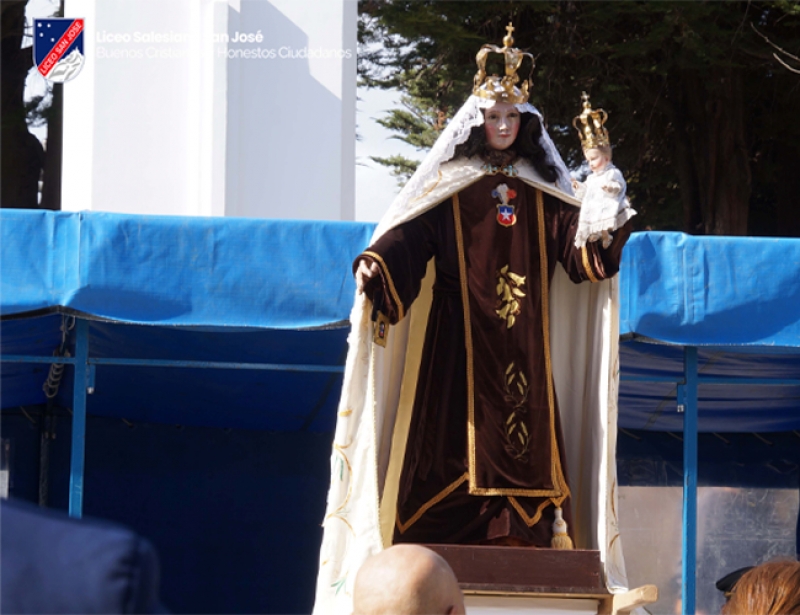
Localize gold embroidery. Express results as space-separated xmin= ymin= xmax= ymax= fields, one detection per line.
xmin=362 ymin=250 xmax=406 ymax=321
xmin=409 ymin=170 xmax=444 ymax=204
xmin=495 ymin=265 xmax=526 ymax=328
xmin=367 ymin=341 xmax=387 ymax=548
xmin=581 ymin=246 xmax=599 ymax=283
xmin=611 ymin=477 xmax=617 ymax=518
xmin=325 ymin=440 xmax=356 ymax=535
xmin=338 ymin=409 xmax=352 ymax=417
xmin=395 ymin=472 xmax=469 ymax=534
xmin=508 ymin=496 xmax=553 ymax=528
xmin=503 ymin=362 xmax=531 ymax=460
xmin=455 ymin=188 xmax=568 ymax=498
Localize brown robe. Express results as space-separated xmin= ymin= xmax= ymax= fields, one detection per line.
xmin=358 ymin=171 xmax=629 ymax=546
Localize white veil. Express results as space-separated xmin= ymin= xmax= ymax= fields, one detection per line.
xmin=374 ymin=94 xmax=575 ymax=239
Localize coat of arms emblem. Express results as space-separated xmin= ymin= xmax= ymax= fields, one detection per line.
xmin=493 ymin=184 xmax=518 ymax=227
xmin=33 ymin=18 xmax=85 ymax=83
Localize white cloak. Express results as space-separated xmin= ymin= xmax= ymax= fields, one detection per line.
xmin=313 ymin=157 xmax=630 ymax=614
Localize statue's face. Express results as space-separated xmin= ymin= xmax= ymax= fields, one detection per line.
xmin=584 ymin=148 xmax=610 ymax=174
xmin=484 ymin=102 xmax=520 ymax=151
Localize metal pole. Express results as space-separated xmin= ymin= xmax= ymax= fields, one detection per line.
xmin=68 ymin=319 xmax=89 ymax=518
xmin=38 ymin=401 xmax=53 ymax=507
xmin=682 ymin=346 xmax=699 ymax=615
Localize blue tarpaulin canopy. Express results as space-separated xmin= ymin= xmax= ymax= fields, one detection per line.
xmin=618 ymin=232 xmax=800 ymax=433
xmin=620 ymin=232 xmax=800 ymax=348
xmin=3 ymin=212 xmax=800 ymax=432
xmin=1 ymin=210 xmax=375 ymax=432
xmin=2 ymin=210 xmax=373 ymax=328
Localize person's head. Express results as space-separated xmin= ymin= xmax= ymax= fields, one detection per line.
xmin=722 ymin=560 xmax=800 ymax=615
xmin=451 ymin=104 xmax=559 ymax=184
xmin=352 ymin=544 xmax=466 ymax=615
xmin=583 ymin=146 xmax=612 ymax=174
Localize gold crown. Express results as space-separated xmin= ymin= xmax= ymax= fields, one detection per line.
xmin=573 ymin=92 xmax=610 ymax=149
xmin=473 ymin=23 xmax=534 ymax=104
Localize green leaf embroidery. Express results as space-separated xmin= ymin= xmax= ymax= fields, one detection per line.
xmin=331 ymin=577 xmax=347 ymax=596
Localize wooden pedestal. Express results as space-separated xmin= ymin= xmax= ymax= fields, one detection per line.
xmin=425 ymin=545 xmax=657 ymax=615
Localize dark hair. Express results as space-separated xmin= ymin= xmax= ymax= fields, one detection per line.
xmin=451 ymin=111 xmax=559 ymax=184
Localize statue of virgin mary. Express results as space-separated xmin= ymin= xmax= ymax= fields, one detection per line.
xmin=315 ymin=24 xmax=633 ymax=614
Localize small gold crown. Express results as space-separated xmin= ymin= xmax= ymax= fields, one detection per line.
xmin=473 ymin=23 xmax=534 ymax=105
xmin=573 ymin=92 xmax=610 ymax=149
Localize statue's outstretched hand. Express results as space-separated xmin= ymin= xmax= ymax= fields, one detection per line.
xmin=601 ymin=182 xmax=621 ymax=195
xmin=355 ymin=259 xmax=380 ymax=295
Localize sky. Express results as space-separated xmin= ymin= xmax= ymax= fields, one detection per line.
xmin=354 ymin=86 xmax=421 ymax=222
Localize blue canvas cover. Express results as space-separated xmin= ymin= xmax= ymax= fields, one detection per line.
xmin=3 ymin=212 xmax=800 ymax=432
xmin=1 ymin=210 xmax=375 ymax=328
xmin=1 ymin=211 xmax=376 ymax=432
xmin=618 ymin=232 xmax=800 ymax=432
xmin=620 ymin=232 xmax=800 ymax=348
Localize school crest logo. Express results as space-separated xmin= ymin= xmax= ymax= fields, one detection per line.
xmin=33 ymin=18 xmax=85 ymax=83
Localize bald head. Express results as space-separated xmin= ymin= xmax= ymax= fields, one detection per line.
xmin=352 ymin=545 xmax=465 ymax=615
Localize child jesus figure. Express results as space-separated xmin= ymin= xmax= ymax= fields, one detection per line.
xmin=571 ymin=94 xmax=636 ymax=248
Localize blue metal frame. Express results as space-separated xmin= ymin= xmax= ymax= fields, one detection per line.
xmin=1 ymin=356 xmax=344 ymax=374
xmin=620 ymin=342 xmax=800 ymax=615
xmin=681 ymin=347 xmax=699 ymax=615
xmin=68 ymin=319 xmax=89 ymax=518
xmin=623 ymin=374 xmax=800 ymax=386
xmin=2 ymin=317 xmax=346 ymax=519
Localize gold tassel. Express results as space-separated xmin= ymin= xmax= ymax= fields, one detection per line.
xmin=551 ymin=507 xmax=574 ymax=550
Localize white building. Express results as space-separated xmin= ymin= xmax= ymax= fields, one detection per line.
xmin=62 ymin=0 xmax=356 ymax=220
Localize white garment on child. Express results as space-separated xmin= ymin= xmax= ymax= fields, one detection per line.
xmin=573 ymin=163 xmax=636 ymax=248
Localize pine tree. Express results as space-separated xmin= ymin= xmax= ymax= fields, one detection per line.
xmin=359 ymin=1 xmax=800 ymax=235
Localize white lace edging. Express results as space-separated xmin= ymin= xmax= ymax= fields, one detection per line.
xmin=387 ymin=96 xmax=574 ymax=229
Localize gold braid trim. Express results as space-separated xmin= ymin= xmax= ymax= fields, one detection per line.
xmin=457 ymin=189 xmax=568 ymax=498
xmin=538 ymin=188 xmax=567 ymax=501
xmin=581 ymin=246 xmax=600 ymax=283
xmin=451 ymin=194 xmax=480 ymax=494
xmin=362 ymin=251 xmax=405 ymax=321
xmin=508 ymin=496 xmax=553 ymax=528
xmin=379 ymin=261 xmax=435 ymax=546
xmin=395 ymin=473 xmax=469 ymax=534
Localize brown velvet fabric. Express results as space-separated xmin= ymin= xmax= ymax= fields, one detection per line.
xmin=356 ymin=174 xmax=630 ymax=547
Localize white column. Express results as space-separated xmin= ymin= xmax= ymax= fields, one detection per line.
xmin=62 ymin=0 xmax=96 ymax=212
xmin=63 ymin=0 xmax=228 ymax=216
xmin=224 ymin=0 xmax=355 ymax=220
xmin=339 ymin=0 xmax=357 ymax=220
xmin=62 ymin=0 xmax=354 ymax=220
